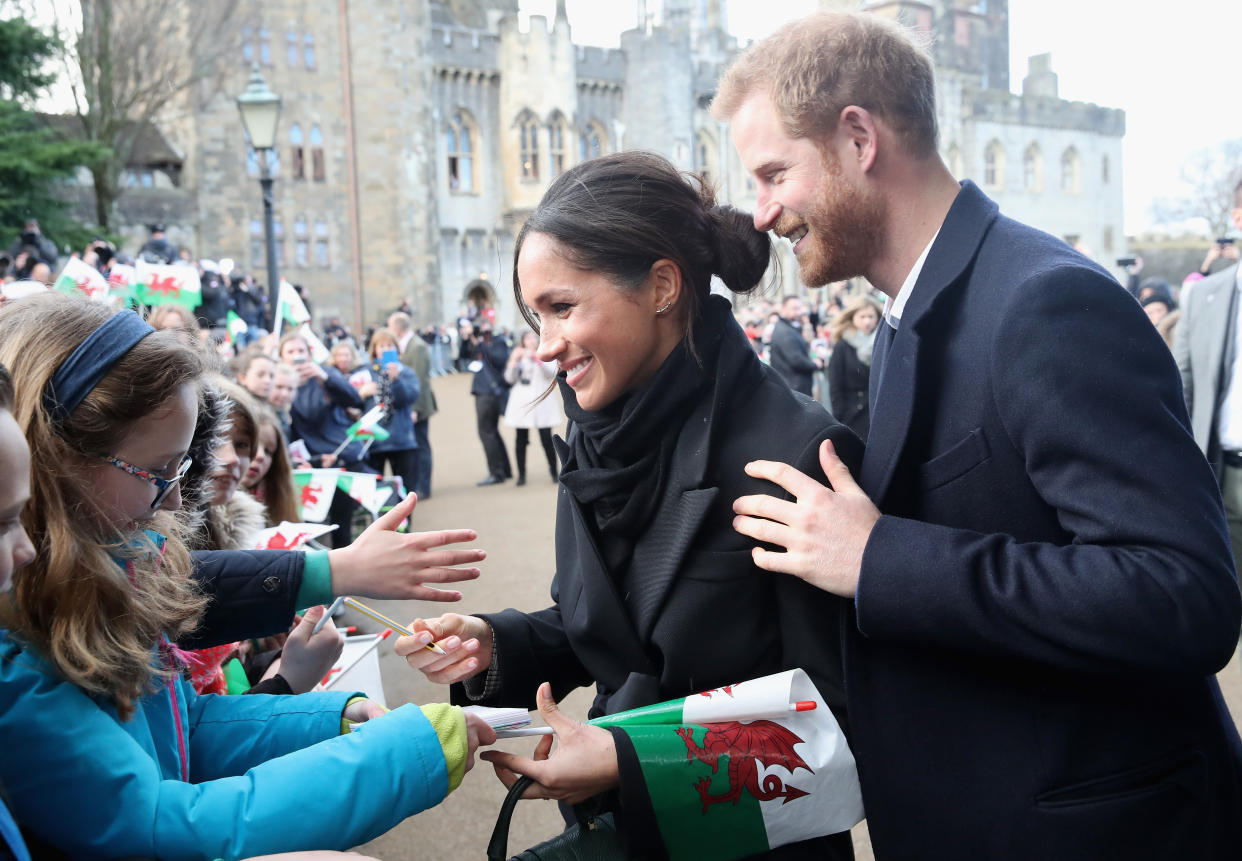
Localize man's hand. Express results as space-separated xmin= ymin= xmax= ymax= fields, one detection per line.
xmin=327 ymin=493 xmax=484 ymax=600
xmin=732 ymin=439 xmax=879 ymax=598
xmin=481 ymin=683 xmax=620 ymax=804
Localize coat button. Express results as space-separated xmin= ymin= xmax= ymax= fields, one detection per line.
xmin=262 ymin=576 xmax=282 ymax=594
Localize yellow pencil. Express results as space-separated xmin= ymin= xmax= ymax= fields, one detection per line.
xmin=342 ymin=596 xmax=449 ymax=656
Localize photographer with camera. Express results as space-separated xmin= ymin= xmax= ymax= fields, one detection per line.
xmin=7 ymin=219 xmax=59 ymax=274
xmin=1196 ymin=235 xmax=1239 ymax=278
xmin=468 ymin=320 xmax=512 ymax=486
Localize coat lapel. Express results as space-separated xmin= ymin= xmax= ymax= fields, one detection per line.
xmin=860 ymin=181 xmax=1000 ymax=504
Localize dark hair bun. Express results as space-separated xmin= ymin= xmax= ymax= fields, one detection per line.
xmin=708 ymin=205 xmax=771 ymax=295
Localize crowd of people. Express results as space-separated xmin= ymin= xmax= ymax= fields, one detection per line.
xmin=1 ymin=8 xmax=1240 ymax=861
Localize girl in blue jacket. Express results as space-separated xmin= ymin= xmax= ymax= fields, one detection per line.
xmin=0 ymin=294 xmax=495 ymax=861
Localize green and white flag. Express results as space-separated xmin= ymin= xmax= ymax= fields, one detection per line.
xmin=54 ymin=258 xmax=110 ymax=302
xmin=593 ymin=669 xmax=862 ymax=861
xmin=335 ymin=471 xmax=393 ymax=516
xmin=133 ymin=262 xmax=201 ymax=309
xmin=278 ymin=279 xmax=311 ymax=324
xmin=107 ymin=263 xmax=136 ymax=303
xmin=344 ymin=404 xmax=390 ymax=444
xmin=227 ymin=311 xmax=248 ymax=338
xmin=292 ymin=469 xmax=339 ymax=522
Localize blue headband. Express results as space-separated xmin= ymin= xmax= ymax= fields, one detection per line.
xmin=43 ymin=310 xmax=155 ymax=424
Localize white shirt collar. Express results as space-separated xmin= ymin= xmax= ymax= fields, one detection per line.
xmin=885 ymin=229 xmax=941 ymax=329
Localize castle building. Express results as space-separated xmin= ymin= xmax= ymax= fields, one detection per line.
xmin=139 ymin=0 xmax=1123 ymax=330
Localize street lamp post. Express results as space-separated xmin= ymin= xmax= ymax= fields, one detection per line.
xmin=236 ymin=65 xmax=282 ymax=332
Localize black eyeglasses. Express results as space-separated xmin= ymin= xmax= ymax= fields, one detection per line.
xmin=100 ymin=454 xmax=193 ymax=510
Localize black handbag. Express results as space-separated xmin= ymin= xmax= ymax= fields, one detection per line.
xmin=487 ymin=776 xmax=629 ymax=861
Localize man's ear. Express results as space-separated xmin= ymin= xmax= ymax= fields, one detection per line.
xmin=650 ymin=258 xmax=683 ymax=312
xmin=838 ymin=105 xmax=878 ymax=173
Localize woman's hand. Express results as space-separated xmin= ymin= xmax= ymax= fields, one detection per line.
xmin=385 ymin=362 xmax=401 ymax=380
xmin=482 ymin=683 xmax=619 ymax=805
xmin=463 ymin=710 xmax=498 ymax=774
xmin=394 ymin=613 xmax=492 ymax=684
xmin=277 ymin=606 xmax=345 ymax=693
xmin=358 ymin=381 xmax=379 ymax=399
xmin=328 ymin=493 xmax=484 ymax=600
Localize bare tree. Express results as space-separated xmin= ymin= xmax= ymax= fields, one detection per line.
xmin=40 ymin=0 xmax=240 ymax=229
xmin=1150 ymin=138 xmax=1242 ymax=237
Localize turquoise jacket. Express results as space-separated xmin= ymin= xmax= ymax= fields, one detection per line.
xmin=0 ymin=632 xmax=453 ymax=860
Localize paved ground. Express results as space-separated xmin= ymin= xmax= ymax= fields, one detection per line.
xmin=348 ymin=372 xmax=1242 ymax=860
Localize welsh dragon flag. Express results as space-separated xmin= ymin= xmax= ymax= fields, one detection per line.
xmin=299 ymin=322 xmax=331 ymax=364
xmin=292 ymin=469 xmax=339 ymax=522
xmin=344 ymin=404 xmax=390 ymax=445
xmin=252 ymin=521 xmax=338 ymax=550
xmin=227 ymin=311 xmax=248 ymax=339
xmin=335 ymin=471 xmax=392 ymax=516
xmin=107 ymin=263 xmax=136 ymax=303
xmin=278 ymin=279 xmax=311 ymax=325
xmin=133 ymin=262 xmax=201 ymax=309
xmin=594 ymin=669 xmax=862 ymax=860
xmin=54 ymin=258 xmax=110 ymax=302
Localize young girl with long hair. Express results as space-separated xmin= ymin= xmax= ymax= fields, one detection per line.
xmin=0 ymin=294 xmax=494 ymax=859
xmin=245 ymin=403 xmax=300 ymax=526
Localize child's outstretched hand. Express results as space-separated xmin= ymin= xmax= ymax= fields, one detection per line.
xmin=277 ymin=606 xmax=345 ymax=693
xmin=463 ymin=710 xmax=498 ymax=775
xmin=327 ymin=493 xmax=485 ymax=601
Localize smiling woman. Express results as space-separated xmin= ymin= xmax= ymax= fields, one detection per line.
xmin=398 ymin=152 xmax=866 ymax=860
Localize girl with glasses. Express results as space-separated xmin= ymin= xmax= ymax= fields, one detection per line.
xmin=0 ymin=294 xmax=496 ymax=859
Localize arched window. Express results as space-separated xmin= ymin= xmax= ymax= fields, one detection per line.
xmin=290 ymin=123 xmax=305 ymax=181
xmin=258 ymin=28 xmax=272 ymax=66
xmin=1060 ymin=146 xmax=1080 ymax=194
xmin=286 ymin=32 xmax=299 ymax=67
xmin=294 ymin=217 xmax=308 ymax=267
xmin=696 ymin=129 xmax=718 ymax=188
xmin=242 ymin=27 xmax=254 ymax=64
xmin=245 ymin=131 xmax=279 ymax=178
xmin=446 ymin=110 xmax=477 ymax=193
xmin=577 ymin=120 xmax=606 ymax=162
xmin=314 ymin=220 xmax=329 ymax=267
xmin=1101 ymin=154 xmax=1110 ymax=185
xmin=518 ymin=111 xmax=540 ymax=182
xmin=983 ymin=140 xmax=1005 ymax=189
xmin=547 ymin=112 xmax=567 ymax=179
xmin=309 ymin=124 xmax=325 ymax=182
xmin=303 ymin=33 xmax=316 ymax=71
xmin=1022 ymin=143 xmax=1042 ymax=192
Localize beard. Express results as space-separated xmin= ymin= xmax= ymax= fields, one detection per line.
xmin=777 ymin=153 xmax=885 ymax=288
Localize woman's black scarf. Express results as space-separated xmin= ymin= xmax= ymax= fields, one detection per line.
xmin=369 ymin=360 xmax=395 ymax=425
xmin=558 ymin=296 xmax=730 ymax=574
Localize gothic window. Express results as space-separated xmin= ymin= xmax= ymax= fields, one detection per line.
xmin=578 ymin=120 xmax=606 ymax=162
xmin=245 ymin=130 xmax=280 ymax=178
xmin=273 ymin=218 xmax=285 ymax=267
xmin=983 ymin=140 xmax=1005 ymax=189
xmin=1102 ymin=226 xmax=1114 ymax=253
xmin=1101 ymin=154 xmax=1110 ymax=184
xmin=314 ymin=220 xmax=329 ymax=267
xmin=518 ymin=111 xmax=540 ymax=182
xmin=446 ymin=110 xmax=477 ymax=193
xmin=547 ymin=113 xmax=567 ymax=179
xmin=309 ymin=124 xmax=325 ymax=181
xmin=1023 ymin=143 xmax=1042 ymax=192
xmin=303 ymin=34 xmax=316 ymax=70
xmin=258 ymin=28 xmax=272 ymax=66
xmin=249 ymin=219 xmax=263 ymax=267
xmin=696 ymin=129 xmax=718 ymax=188
xmin=1061 ymin=147 xmax=1080 ymax=194
xmin=286 ymin=32 xmax=299 ymax=67
xmin=242 ymin=27 xmax=254 ymax=63
xmin=294 ymin=217 xmax=308 ymax=267
xmin=290 ymin=123 xmax=305 ymax=181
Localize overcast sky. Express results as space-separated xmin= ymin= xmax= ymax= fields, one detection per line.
xmin=521 ymin=0 xmax=1238 ymax=236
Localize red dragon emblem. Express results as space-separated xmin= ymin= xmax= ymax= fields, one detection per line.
xmin=698 ymin=685 xmax=734 ymax=698
xmin=145 ymin=273 xmax=182 ymax=298
xmin=265 ymin=531 xmax=308 ymax=550
xmin=677 ymin=721 xmax=812 ymax=813
xmin=299 ymin=483 xmax=321 ymax=506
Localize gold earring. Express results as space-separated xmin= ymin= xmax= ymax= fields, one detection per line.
xmin=656 ymin=301 xmax=673 ymax=315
